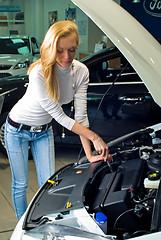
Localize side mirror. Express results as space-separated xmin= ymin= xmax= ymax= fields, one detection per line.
xmin=33 ymin=48 xmax=40 ymax=55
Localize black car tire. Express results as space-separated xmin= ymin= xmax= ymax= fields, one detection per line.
xmin=0 ymin=112 xmax=8 ymax=156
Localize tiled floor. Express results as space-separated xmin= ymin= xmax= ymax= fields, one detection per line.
xmin=0 ymin=146 xmax=81 ymax=240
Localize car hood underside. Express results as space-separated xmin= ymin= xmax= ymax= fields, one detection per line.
xmin=72 ymin=0 xmax=161 ymax=107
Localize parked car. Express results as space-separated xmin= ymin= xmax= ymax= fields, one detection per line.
xmin=7 ymin=0 xmax=161 ymax=239
xmin=0 ymin=35 xmax=40 ymax=78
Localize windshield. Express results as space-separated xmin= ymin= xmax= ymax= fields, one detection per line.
xmin=0 ymin=38 xmax=30 ymax=55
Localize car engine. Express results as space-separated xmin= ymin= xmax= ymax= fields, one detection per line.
xmin=84 ymin=125 xmax=161 ymax=238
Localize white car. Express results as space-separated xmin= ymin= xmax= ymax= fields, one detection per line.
xmin=0 ymin=35 xmax=40 ymax=78
xmin=10 ymin=0 xmax=161 ymax=239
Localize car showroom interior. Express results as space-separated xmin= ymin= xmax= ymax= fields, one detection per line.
xmin=0 ymin=0 xmax=161 ymax=240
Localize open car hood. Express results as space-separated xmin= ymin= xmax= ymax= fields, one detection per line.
xmin=72 ymin=0 xmax=161 ymax=107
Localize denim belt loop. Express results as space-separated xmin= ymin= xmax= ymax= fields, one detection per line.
xmin=18 ymin=123 xmax=23 ymax=132
xmin=45 ymin=123 xmax=49 ymax=131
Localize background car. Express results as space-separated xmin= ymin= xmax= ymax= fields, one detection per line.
xmin=0 ymin=35 xmax=40 ymax=78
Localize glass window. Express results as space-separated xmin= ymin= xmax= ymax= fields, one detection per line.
xmin=0 ymin=38 xmax=30 ymax=54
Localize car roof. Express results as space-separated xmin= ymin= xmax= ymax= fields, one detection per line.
xmin=0 ymin=36 xmax=30 ymax=39
xmin=81 ymin=46 xmax=118 ymax=62
xmin=72 ymin=0 xmax=161 ymax=107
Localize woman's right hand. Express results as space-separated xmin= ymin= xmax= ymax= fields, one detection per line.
xmin=88 ymin=153 xmax=112 ymax=163
xmin=92 ymin=134 xmax=112 ymax=162
xmin=71 ymin=121 xmax=112 ymax=162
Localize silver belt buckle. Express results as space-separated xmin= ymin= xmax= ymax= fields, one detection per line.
xmin=30 ymin=126 xmax=43 ymax=132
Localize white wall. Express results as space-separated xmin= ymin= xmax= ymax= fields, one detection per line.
xmin=24 ymin=0 xmax=44 ymax=42
xmin=0 ymin=0 xmax=24 ymax=36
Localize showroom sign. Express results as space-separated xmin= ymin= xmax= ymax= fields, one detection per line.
xmin=143 ymin=0 xmax=161 ymax=17
xmin=0 ymin=5 xmax=21 ymax=12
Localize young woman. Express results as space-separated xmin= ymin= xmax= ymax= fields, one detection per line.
xmin=5 ymin=20 xmax=111 ymax=220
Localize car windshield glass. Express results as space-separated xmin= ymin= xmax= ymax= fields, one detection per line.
xmin=0 ymin=38 xmax=30 ymax=54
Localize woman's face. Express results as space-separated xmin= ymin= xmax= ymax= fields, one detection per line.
xmin=56 ymin=32 xmax=78 ymax=68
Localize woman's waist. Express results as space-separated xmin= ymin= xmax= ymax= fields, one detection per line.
xmin=9 ymin=110 xmax=52 ymax=126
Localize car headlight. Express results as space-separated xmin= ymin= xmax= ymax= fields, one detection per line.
xmin=14 ymin=60 xmax=30 ymax=69
xmin=23 ymin=223 xmax=111 ymax=240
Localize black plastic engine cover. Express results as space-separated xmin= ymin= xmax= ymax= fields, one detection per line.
xmin=91 ymin=158 xmax=144 ymax=230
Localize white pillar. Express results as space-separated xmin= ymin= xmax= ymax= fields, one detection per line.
xmin=24 ymin=0 xmax=44 ymax=43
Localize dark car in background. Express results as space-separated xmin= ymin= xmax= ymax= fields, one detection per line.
xmin=0 ymin=45 xmax=161 ymax=156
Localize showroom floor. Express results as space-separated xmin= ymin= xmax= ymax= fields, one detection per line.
xmin=0 ymin=146 xmax=80 ymax=240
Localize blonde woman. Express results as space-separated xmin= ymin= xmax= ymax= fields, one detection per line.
xmin=5 ymin=20 xmax=111 ymax=220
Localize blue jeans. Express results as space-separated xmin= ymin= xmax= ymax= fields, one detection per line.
xmin=5 ymin=119 xmax=55 ymax=220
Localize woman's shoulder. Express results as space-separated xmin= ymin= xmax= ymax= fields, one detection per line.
xmin=29 ymin=63 xmax=44 ymax=83
xmin=30 ymin=63 xmax=43 ymax=76
xmin=73 ymin=60 xmax=89 ymax=86
xmin=30 ymin=63 xmax=42 ymax=72
xmin=73 ymin=59 xmax=88 ymax=71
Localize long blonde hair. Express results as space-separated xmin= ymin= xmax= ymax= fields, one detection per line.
xmin=28 ymin=20 xmax=80 ymax=101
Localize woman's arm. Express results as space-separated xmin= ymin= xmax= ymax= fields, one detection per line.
xmin=71 ymin=121 xmax=111 ymax=162
xmin=72 ymin=63 xmax=109 ymax=162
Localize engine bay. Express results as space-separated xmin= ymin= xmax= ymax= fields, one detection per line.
xmin=23 ymin=124 xmax=161 ymax=239
xmin=85 ymin=126 xmax=161 ymax=238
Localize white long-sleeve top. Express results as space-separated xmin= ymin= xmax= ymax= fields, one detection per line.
xmin=10 ymin=59 xmax=89 ymax=130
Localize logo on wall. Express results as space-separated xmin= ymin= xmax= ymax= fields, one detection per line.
xmin=143 ymin=0 xmax=161 ymax=17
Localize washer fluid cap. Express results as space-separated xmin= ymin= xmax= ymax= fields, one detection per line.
xmin=96 ymin=212 xmax=107 ymax=223
xmin=148 ymin=172 xmax=160 ymax=181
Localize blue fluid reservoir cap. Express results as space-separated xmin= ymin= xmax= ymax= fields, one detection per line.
xmin=96 ymin=212 xmax=107 ymax=224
